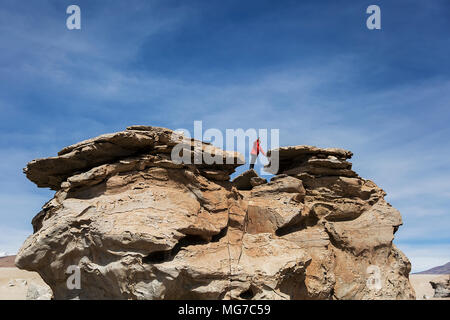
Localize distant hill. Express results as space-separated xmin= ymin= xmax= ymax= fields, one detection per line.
xmin=0 ymin=255 xmax=16 ymax=268
xmin=415 ymin=262 xmax=450 ymax=274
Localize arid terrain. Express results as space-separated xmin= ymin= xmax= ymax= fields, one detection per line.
xmin=409 ymin=274 xmax=450 ymax=300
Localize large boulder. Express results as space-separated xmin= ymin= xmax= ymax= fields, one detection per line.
xmin=231 ymin=169 xmax=259 ymax=190
xmin=430 ymin=276 xmax=450 ymax=298
xmin=16 ymin=129 xmax=415 ymax=300
xmin=265 ymin=145 xmax=356 ymax=177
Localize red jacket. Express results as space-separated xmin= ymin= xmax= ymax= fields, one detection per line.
xmin=251 ymin=140 xmax=265 ymax=156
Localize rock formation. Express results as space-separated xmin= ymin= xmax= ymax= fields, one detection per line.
xmin=16 ymin=126 xmax=416 ymax=300
xmin=430 ymin=276 xmax=450 ymax=298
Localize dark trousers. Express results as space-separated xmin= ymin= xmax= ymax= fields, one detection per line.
xmin=249 ymin=154 xmax=257 ymax=169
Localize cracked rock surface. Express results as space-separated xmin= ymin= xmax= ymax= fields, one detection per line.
xmin=16 ymin=126 xmax=415 ymax=299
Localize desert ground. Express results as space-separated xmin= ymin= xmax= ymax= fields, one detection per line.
xmin=0 ymin=267 xmax=51 ymax=300
xmin=0 ymin=255 xmax=448 ymax=300
xmin=409 ymin=274 xmax=450 ymax=300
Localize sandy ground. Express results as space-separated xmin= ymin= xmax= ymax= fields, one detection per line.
xmin=409 ymin=274 xmax=450 ymax=300
xmin=0 ymin=267 xmax=51 ymax=300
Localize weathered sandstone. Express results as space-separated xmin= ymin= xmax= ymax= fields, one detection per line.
xmin=16 ymin=126 xmax=415 ymax=300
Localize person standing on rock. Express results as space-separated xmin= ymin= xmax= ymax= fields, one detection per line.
xmin=250 ymin=137 xmax=266 ymax=170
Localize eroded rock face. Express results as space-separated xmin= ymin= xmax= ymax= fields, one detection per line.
xmin=16 ymin=126 xmax=415 ymax=300
xmin=430 ymin=276 xmax=450 ymax=298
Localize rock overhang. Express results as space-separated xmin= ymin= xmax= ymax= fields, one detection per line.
xmin=24 ymin=125 xmax=244 ymax=190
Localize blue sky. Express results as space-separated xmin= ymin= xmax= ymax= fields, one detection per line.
xmin=0 ymin=0 xmax=449 ymax=272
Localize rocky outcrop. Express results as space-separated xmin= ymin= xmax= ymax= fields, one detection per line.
xmin=16 ymin=126 xmax=415 ymax=300
xmin=430 ymin=276 xmax=450 ymax=298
